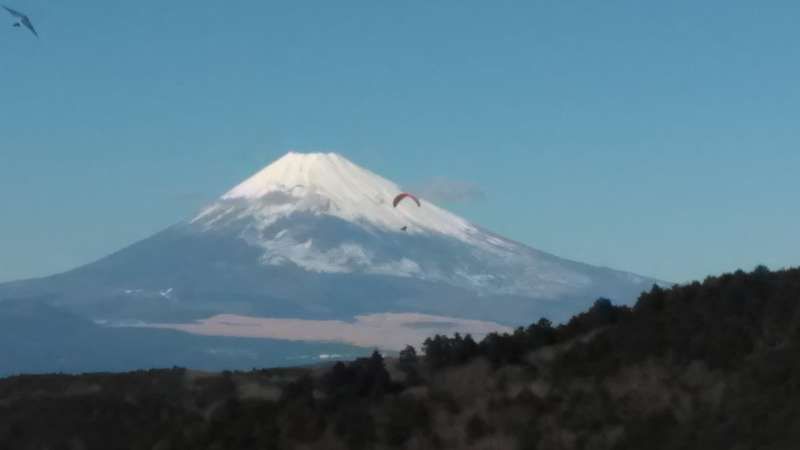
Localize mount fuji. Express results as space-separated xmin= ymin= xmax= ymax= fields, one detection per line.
xmin=0 ymin=152 xmax=665 ymax=368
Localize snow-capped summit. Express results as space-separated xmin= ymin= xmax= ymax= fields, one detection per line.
xmin=194 ymin=152 xmax=478 ymax=243
xmin=222 ymin=152 xmax=388 ymax=201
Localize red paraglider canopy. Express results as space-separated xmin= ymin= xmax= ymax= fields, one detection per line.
xmin=393 ymin=192 xmax=421 ymax=208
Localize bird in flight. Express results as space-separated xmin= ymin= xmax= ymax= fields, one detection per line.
xmin=3 ymin=5 xmax=38 ymax=38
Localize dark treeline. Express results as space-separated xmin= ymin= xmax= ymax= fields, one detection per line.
xmin=3 ymin=265 xmax=800 ymax=449
xmin=422 ymin=296 xmax=619 ymax=369
xmin=423 ymin=265 xmax=799 ymax=374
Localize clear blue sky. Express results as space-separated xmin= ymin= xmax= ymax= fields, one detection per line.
xmin=2 ymin=1 xmax=799 ymax=284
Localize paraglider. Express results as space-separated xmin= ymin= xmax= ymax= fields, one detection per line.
xmin=392 ymin=192 xmax=421 ymax=208
xmin=3 ymin=5 xmax=38 ymax=38
xmin=393 ymin=193 xmax=420 ymax=232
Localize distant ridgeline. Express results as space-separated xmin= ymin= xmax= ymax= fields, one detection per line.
xmin=2 ymin=265 xmax=800 ymax=450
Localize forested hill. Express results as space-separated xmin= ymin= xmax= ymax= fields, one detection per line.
xmin=2 ymin=265 xmax=800 ymax=450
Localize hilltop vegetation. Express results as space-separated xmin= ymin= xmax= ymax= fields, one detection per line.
xmin=3 ymin=266 xmax=800 ymax=449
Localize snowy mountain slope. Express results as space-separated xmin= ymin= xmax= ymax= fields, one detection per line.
xmin=187 ymin=152 xmax=657 ymax=300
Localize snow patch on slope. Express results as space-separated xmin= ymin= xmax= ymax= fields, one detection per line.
xmin=258 ymin=233 xmax=422 ymax=276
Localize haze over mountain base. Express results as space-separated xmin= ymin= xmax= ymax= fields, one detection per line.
xmin=134 ymin=312 xmax=512 ymax=351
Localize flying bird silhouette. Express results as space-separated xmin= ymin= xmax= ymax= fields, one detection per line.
xmin=3 ymin=5 xmax=37 ymax=38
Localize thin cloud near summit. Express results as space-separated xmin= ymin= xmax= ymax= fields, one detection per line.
xmin=412 ymin=177 xmax=486 ymax=205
